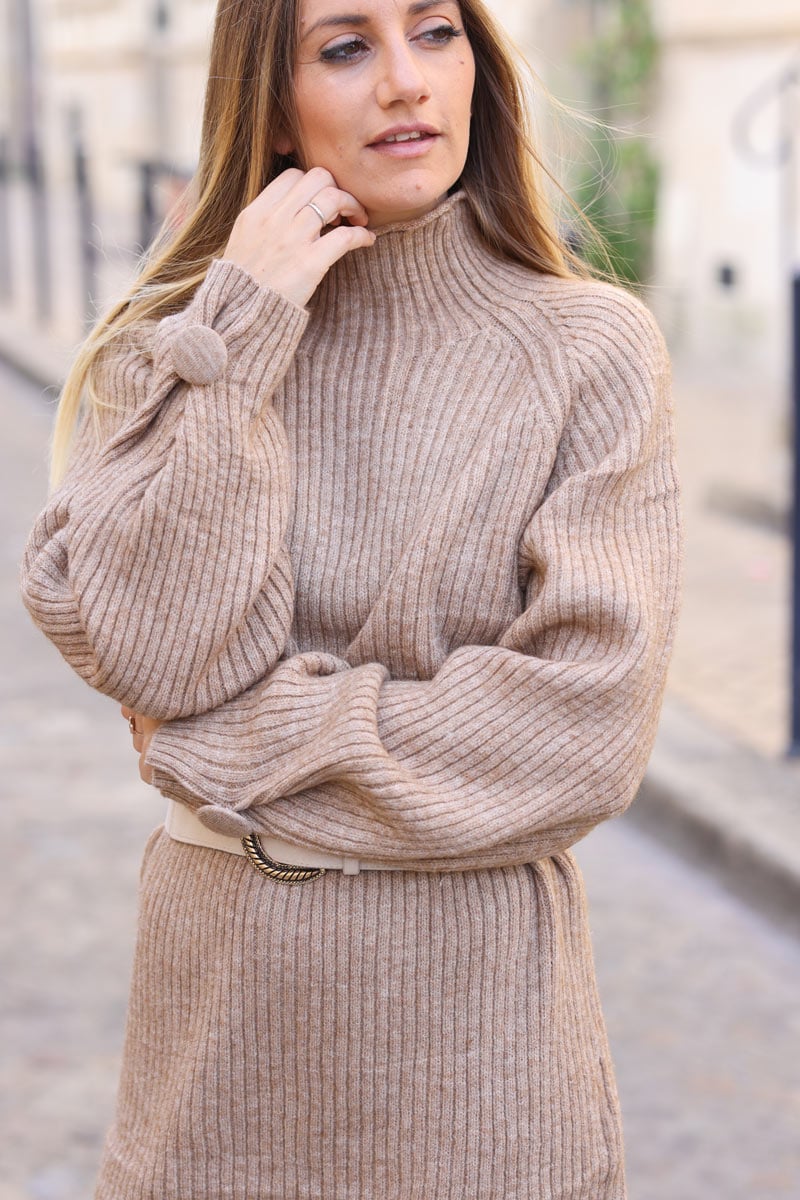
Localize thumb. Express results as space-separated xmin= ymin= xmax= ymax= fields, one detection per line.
xmin=315 ymin=224 xmax=376 ymax=272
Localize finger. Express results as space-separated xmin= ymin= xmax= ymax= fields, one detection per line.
xmin=132 ymin=731 xmax=144 ymax=753
xmin=290 ymin=165 xmax=338 ymax=205
xmin=230 ymin=169 xmax=306 ymax=235
xmin=121 ymin=704 xmax=133 ymax=720
xmin=138 ymin=715 xmax=162 ymax=736
xmin=296 ymin=183 xmax=370 ymax=227
xmin=253 ymin=166 xmax=306 ymax=207
xmin=310 ymin=223 xmax=377 ymax=271
xmin=139 ymin=755 xmax=154 ymax=786
xmin=297 ymin=185 xmax=370 ymax=230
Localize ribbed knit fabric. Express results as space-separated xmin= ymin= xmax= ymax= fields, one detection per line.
xmin=20 ymin=188 xmax=682 ymax=1199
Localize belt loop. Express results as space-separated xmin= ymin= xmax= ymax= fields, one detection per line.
xmin=341 ymin=857 xmax=361 ymax=875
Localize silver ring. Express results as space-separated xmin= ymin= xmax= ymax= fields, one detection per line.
xmin=306 ymin=200 xmax=327 ymax=227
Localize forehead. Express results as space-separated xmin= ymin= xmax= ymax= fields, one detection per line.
xmin=298 ymin=0 xmax=461 ymax=34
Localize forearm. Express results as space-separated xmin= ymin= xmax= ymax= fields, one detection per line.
xmin=145 ymin=609 xmax=675 ymax=870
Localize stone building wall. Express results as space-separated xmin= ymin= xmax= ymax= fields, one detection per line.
xmin=651 ymin=0 xmax=800 ymax=384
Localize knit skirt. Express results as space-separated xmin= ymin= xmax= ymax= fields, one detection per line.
xmin=94 ymin=825 xmax=626 ymax=1200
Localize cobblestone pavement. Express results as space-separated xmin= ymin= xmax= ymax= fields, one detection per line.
xmin=2 ymin=360 xmax=799 ymax=1199
xmin=576 ymin=823 xmax=800 ymax=1200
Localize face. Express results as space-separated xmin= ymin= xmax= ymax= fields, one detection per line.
xmin=283 ymin=0 xmax=476 ymax=227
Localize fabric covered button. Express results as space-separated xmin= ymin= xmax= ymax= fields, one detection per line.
xmin=197 ymin=804 xmax=253 ymax=838
xmin=170 ymin=324 xmax=228 ymax=385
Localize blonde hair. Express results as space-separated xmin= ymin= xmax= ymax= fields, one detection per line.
xmin=49 ymin=0 xmax=614 ymax=488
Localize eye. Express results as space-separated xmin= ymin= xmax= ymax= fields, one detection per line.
xmin=417 ymin=23 xmax=462 ymax=44
xmin=319 ymin=36 xmax=369 ymax=63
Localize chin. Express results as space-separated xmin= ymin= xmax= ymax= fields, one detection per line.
xmin=362 ymin=177 xmax=455 ymax=228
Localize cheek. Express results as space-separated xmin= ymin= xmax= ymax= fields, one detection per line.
xmin=296 ymin=90 xmax=360 ymax=163
xmin=464 ymin=55 xmax=476 ymax=110
xmin=296 ymin=99 xmax=331 ymax=153
xmin=450 ymin=53 xmax=475 ymax=125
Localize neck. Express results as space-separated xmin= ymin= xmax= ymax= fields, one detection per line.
xmin=365 ymin=190 xmax=451 ymax=230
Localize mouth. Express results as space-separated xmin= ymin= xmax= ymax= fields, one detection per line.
xmin=371 ymin=131 xmax=434 ymax=145
xmin=367 ymin=123 xmax=440 ymax=148
xmin=367 ymin=127 xmax=440 ymax=157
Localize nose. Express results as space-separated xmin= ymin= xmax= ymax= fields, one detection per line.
xmin=375 ymin=40 xmax=431 ymax=108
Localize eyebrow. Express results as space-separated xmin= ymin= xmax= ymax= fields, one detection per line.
xmin=300 ymin=0 xmax=460 ymax=42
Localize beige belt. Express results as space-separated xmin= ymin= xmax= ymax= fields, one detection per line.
xmin=164 ymin=797 xmax=403 ymax=883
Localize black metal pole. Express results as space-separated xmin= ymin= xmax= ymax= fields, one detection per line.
xmin=791 ymin=270 xmax=800 ymax=756
xmin=25 ymin=133 xmax=50 ymax=321
xmin=139 ymin=159 xmax=157 ymax=252
xmin=67 ymin=107 xmax=97 ymax=325
xmin=18 ymin=0 xmax=50 ymax=322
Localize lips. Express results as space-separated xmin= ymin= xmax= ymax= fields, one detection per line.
xmin=367 ymin=123 xmax=440 ymax=146
xmin=379 ymin=131 xmax=430 ymax=144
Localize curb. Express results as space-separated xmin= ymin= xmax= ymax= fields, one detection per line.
xmin=628 ymin=695 xmax=800 ymax=938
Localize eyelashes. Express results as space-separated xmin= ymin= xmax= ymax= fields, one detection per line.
xmin=319 ymin=25 xmax=463 ymax=64
xmin=320 ymin=40 xmax=364 ymax=62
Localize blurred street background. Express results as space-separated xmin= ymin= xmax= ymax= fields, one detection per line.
xmin=1 ymin=0 xmax=800 ymax=1197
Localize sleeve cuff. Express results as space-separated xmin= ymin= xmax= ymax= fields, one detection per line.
xmin=154 ymin=257 xmax=311 ymax=392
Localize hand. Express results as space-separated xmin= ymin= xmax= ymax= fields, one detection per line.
xmin=220 ymin=166 xmax=376 ymax=309
xmin=121 ymin=705 xmax=164 ymax=786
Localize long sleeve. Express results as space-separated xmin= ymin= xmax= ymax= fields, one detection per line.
xmin=145 ymin=288 xmax=683 ymax=871
xmin=20 ymin=258 xmax=309 ymax=719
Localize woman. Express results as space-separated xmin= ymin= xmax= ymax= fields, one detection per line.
xmin=20 ymin=0 xmax=682 ymax=1194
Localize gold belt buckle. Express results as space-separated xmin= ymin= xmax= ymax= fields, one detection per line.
xmin=241 ymin=833 xmax=327 ymax=884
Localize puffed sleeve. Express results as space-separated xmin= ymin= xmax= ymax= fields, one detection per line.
xmin=145 ymin=289 xmax=683 ymax=871
xmin=19 ymin=258 xmax=309 ymax=720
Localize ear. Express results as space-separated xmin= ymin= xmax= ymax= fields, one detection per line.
xmin=275 ymin=132 xmax=294 ymax=156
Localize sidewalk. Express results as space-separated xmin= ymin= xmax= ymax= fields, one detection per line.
xmin=634 ymin=363 xmax=800 ymax=937
xmin=633 ymin=694 xmax=800 ymax=938
xmin=2 ymin=309 xmax=799 ymax=936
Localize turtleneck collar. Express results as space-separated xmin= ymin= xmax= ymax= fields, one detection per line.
xmin=368 ymin=187 xmax=469 ymax=237
xmin=307 ymin=188 xmax=505 ymax=335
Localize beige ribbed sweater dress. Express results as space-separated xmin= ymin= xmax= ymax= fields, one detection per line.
xmin=21 ymin=189 xmax=682 ymax=1199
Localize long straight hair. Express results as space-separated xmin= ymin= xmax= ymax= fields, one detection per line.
xmin=49 ymin=0 xmax=609 ymax=487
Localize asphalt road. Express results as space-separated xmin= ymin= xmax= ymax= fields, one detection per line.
xmin=2 ymin=360 xmax=798 ymax=1200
